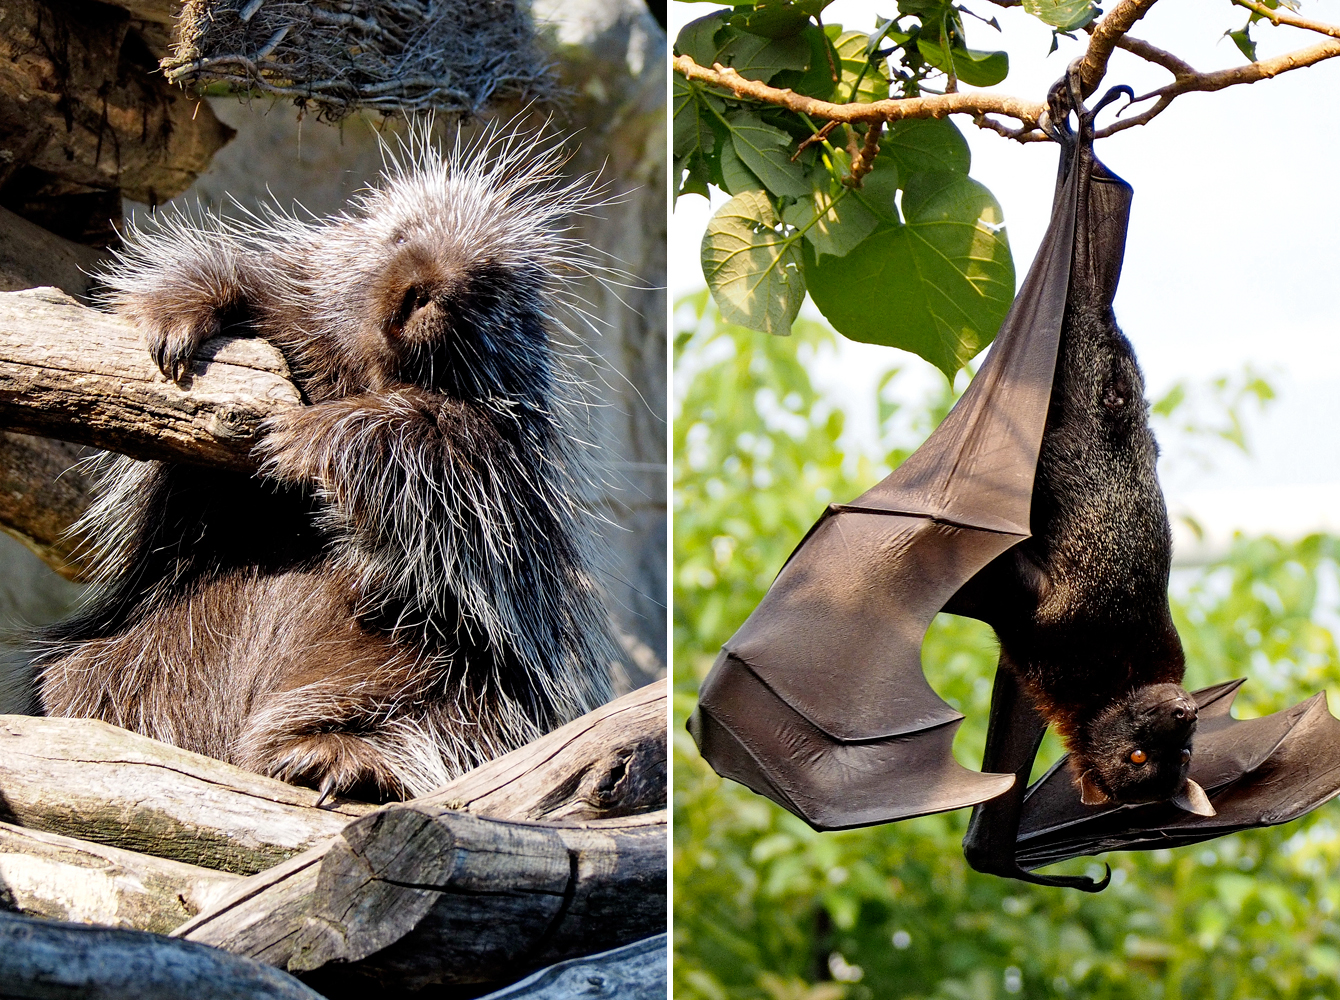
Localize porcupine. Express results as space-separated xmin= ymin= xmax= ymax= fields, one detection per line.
xmin=35 ymin=129 xmax=618 ymax=803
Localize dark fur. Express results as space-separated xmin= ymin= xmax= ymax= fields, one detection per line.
xmin=954 ymin=297 xmax=1198 ymax=806
xmin=36 ymin=137 xmax=617 ymax=802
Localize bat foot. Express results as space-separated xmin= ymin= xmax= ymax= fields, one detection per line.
xmin=1019 ymin=863 xmax=1111 ymax=893
xmin=966 ymin=841 xmax=1111 ymax=891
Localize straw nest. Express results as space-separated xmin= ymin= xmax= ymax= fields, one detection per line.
xmin=163 ymin=0 xmax=555 ymax=120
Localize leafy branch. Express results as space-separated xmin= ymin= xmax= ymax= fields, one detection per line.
xmin=673 ymin=0 xmax=1340 ymax=375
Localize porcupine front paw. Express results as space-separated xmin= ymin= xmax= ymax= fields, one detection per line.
xmin=140 ymin=303 xmax=225 ymax=383
xmin=261 ymin=732 xmax=407 ymax=807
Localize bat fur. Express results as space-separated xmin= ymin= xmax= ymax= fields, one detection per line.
xmin=35 ymin=127 xmax=618 ymax=803
xmin=951 ymin=291 xmax=1210 ymax=815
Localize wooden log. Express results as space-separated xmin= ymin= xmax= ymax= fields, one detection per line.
xmin=289 ymin=809 xmax=666 ymax=992
xmin=0 ymin=287 xmax=301 ymax=471
xmin=0 ymin=714 xmax=374 ymax=875
xmin=420 ymin=677 xmax=666 ymax=820
xmin=0 ymin=821 xmax=239 ymax=935
xmin=0 ymin=910 xmax=324 ymax=1000
xmin=174 ymin=682 xmax=668 ymax=980
xmin=476 ymin=934 xmax=667 ymax=1000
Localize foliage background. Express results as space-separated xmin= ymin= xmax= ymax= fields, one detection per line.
xmin=672 ymin=293 xmax=1340 ymax=1000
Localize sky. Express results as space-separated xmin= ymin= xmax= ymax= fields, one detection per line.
xmin=670 ymin=0 xmax=1340 ymax=561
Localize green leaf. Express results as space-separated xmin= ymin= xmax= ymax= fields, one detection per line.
xmin=724 ymin=111 xmax=811 ymax=197
xmin=805 ymin=173 xmax=1013 ymax=376
xmin=719 ymin=139 xmax=765 ymax=195
xmin=916 ymin=36 xmax=1009 ymax=87
xmin=675 ymin=12 xmax=729 ymax=64
xmin=829 ymin=28 xmax=891 ymax=102
xmin=1227 ymin=27 xmax=1258 ymax=61
xmin=782 ymin=185 xmax=880 ymax=259
xmin=850 ymin=158 xmax=900 ymax=221
xmin=770 ymin=24 xmax=839 ymax=99
xmin=881 ymin=117 xmax=971 ymax=175
xmin=673 ymin=76 xmax=722 ymax=160
xmin=1021 ymin=0 xmax=1097 ymax=30
xmin=702 ymin=190 xmax=806 ymax=336
xmin=719 ymin=31 xmax=811 ymax=82
xmin=674 ymin=152 xmax=712 ymax=204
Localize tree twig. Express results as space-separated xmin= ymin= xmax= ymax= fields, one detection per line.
xmin=1232 ymin=0 xmax=1340 ymax=40
xmin=1110 ymin=33 xmax=1196 ymax=78
xmin=1098 ymin=36 xmax=1340 ymax=137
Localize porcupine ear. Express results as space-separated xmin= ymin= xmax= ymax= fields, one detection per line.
xmin=1171 ymin=778 xmax=1215 ymax=817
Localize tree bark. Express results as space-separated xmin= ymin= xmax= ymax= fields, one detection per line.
xmin=0 ymin=287 xmax=300 ymax=472
xmin=288 ymin=810 xmax=665 ymax=992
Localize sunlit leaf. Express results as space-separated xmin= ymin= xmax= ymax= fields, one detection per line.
xmin=1021 ymin=0 xmax=1097 ymax=31
xmin=916 ymin=36 xmax=1009 ymax=87
xmin=702 ymin=190 xmax=806 ymax=335
xmin=829 ymin=28 xmax=892 ymax=102
xmin=782 ymin=184 xmax=880 ymax=258
xmin=806 ymin=173 xmax=1013 ymax=375
xmin=724 ymin=111 xmax=811 ymax=197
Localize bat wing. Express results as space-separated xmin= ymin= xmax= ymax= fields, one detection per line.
xmin=1016 ymin=680 xmax=1340 ymax=868
xmin=690 ymin=122 xmax=1135 ymax=831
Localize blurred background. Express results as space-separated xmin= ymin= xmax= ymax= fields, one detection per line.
xmin=672 ymin=0 xmax=1340 ymax=997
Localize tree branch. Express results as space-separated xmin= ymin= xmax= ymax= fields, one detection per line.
xmin=1098 ymin=35 xmax=1340 ymax=137
xmin=1233 ymin=0 xmax=1340 ymax=40
xmin=674 ymin=54 xmax=1046 ymax=128
xmin=0 ymin=288 xmax=301 ymax=472
xmin=1079 ymin=0 xmax=1162 ymax=96
xmin=675 ymin=13 xmax=1340 ymax=148
xmin=1110 ymin=33 xmax=1196 ymax=79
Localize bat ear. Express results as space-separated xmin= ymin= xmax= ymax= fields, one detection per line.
xmin=1171 ymin=778 xmax=1215 ymax=817
xmin=1078 ymin=770 xmax=1110 ymax=806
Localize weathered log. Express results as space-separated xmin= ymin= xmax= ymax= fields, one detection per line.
xmin=0 ymin=821 xmax=239 ymax=934
xmin=0 ymin=911 xmax=324 ymax=1000
xmin=0 ymin=714 xmax=374 ymax=875
xmin=0 ymin=211 xmax=111 ymax=577
xmin=420 ymin=676 xmax=666 ymax=820
xmin=476 ymin=934 xmax=667 ymax=1000
xmin=0 ymin=287 xmax=300 ymax=471
xmin=174 ymin=682 xmax=668 ymax=980
xmin=289 ymin=809 xmax=666 ymax=992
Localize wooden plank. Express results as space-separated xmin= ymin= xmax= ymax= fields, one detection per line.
xmin=0 ymin=714 xmax=375 ymax=875
xmin=0 ymin=287 xmax=300 ymax=471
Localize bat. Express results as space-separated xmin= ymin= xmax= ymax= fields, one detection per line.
xmin=688 ymin=70 xmax=1340 ymax=890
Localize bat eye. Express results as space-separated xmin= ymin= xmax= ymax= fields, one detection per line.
xmin=1129 ymin=749 xmax=1147 ymax=765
